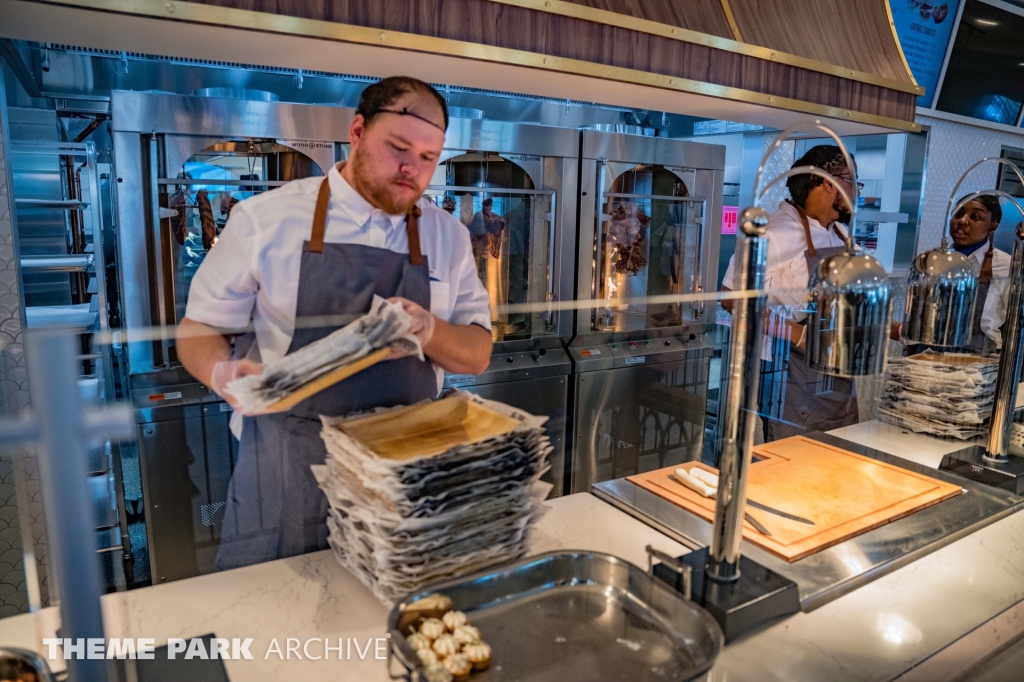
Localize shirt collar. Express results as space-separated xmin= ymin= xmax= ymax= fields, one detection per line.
xmin=327 ymin=162 xmax=407 ymax=231
xmin=779 ymin=200 xmax=826 ymax=232
xmin=954 ymin=238 xmax=989 ymax=259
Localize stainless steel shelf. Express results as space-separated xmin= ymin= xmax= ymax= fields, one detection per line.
xmin=156 ymin=178 xmax=289 ymax=187
xmin=14 ymin=198 xmax=90 ymax=210
xmin=21 ymin=255 xmax=94 ymax=272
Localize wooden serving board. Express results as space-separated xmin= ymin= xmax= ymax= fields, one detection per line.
xmin=264 ymin=348 xmax=391 ymax=413
xmin=627 ymin=436 xmax=963 ymax=562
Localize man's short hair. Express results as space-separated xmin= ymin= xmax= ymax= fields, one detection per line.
xmin=355 ymin=76 xmax=449 ymax=130
xmin=786 ymin=145 xmax=851 ymax=208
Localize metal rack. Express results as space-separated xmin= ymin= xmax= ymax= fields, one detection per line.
xmin=9 ymin=140 xmax=129 ymax=585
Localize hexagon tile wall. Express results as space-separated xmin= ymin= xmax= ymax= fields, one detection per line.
xmin=917 ymin=114 xmax=1024 ymax=253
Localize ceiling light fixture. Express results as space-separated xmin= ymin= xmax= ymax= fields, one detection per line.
xmin=976 ymin=18 xmax=999 ymax=26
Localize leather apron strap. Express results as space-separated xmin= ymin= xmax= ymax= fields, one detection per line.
xmin=308 ymin=177 xmax=424 ymax=264
xmin=789 ymin=200 xmax=817 ymax=258
xmin=980 ymin=239 xmax=995 ymax=279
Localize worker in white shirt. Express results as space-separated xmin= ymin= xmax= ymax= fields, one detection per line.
xmin=721 ymin=145 xmax=862 ymax=442
xmin=176 ymin=77 xmax=493 ymax=570
xmin=896 ymin=194 xmax=1011 ymax=356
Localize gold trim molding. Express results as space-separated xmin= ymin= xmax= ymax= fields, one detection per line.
xmin=718 ymin=0 xmax=744 ymax=43
xmin=487 ymin=0 xmax=923 ymax=96
xmin=884 ymin=0 xmax=920 ymax=88
xmin=21 ymin=0 xmax=921 ymax=132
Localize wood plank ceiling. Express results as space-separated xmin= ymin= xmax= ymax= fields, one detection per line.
xmin=9 ymin=0 xmax=922 ymax=131
xmin=176 ymin=0 xmax=921 ymax=128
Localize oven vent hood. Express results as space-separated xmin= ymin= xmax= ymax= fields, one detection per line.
xmin=191 ymin=87 xmax=279 ymax=102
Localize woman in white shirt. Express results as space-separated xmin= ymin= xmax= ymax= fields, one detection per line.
xmin=896 ymin=193 xmax=1011 ymax=356
xmin=721 ymin=145 xmax=862 ymax=442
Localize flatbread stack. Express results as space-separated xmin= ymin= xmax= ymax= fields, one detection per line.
xmin=227 ymin=295 xmax=421 ymax=414
xmin=877 ymin=350 xmax=999 ymax=439
xmin=312 ymin=391 xmax=552 ymax=604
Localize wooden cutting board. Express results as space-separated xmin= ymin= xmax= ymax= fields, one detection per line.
xmin=627 ymin=436 xmax=963 ymax=562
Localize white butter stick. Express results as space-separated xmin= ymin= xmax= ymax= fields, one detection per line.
xmin=688 ymin=467 xmax=720 ymax=489
xmin=673 ymin=468 xmax=716 ymax=498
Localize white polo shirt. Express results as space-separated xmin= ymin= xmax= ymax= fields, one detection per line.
xmin=185 ymin=163 xmax=491 ymax=424
xmin=721 ymin=201 xmax=848 ymax=362
xmin=722 ymin=201 xmax=847 ymax=300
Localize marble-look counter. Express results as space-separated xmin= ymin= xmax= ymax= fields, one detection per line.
xmin=828 ymin=419 xmax=980 ymax=469
xmin=0 ymin=494 xmax=689 ymax=681
xmin=2 ymin=425 xmax=1023 ymax=681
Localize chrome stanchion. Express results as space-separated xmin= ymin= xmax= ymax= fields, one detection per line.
xmin=706 ymin=207 xmax=769 ymax=582
xmin=0 ymin=328 xmax=135 ymax=682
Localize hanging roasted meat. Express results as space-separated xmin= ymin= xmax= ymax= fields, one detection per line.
xmin=220 ymin=193 xmax=240 ymax=220
xmin=607 ymin=202 xmax=650 ymax=275
xmin=467 ymin=198 xmax=506 ymax=259
xmin=168 ymin=190 xmax=188 ymax=245
xmin=483 ymin=199 xmax=506 ymax=258
xmin=196 ymin=190 xmax=218 ymax=251
xmin=441 ymin=195 xmax=456 ymax=214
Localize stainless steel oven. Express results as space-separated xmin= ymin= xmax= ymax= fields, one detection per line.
xmin=112 ymin=90 xmax=347 ymax=582
xmin=570 ymin=131 xmax=726 ymax=493
xmin=434 ymin=120 xmax=579 ymax=497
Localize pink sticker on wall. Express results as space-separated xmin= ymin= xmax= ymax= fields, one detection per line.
xmin=722 ymin=206 xmax=738 ymax=235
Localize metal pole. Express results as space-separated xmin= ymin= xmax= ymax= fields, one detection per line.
xmin=707 ymin=208 xmax=769 ymax=582
xmin=986 ymin=223 xmax=1024 ymax=460
xmin=27 ymin=329 xmax=108 ymax=682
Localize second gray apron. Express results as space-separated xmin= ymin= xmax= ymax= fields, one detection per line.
xmin=764 ymin=202 xmax=859 ymax=442
xmin=216 ymin=176 xmax=439 ymax=571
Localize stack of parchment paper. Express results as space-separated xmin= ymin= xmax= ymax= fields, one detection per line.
xmin=312 ymin=391 xmax=552 ymax=604
xmin=877 ymin=350 xmax=999 ymax=439
xmin=227 ymin=296 xmax=420 ymax=414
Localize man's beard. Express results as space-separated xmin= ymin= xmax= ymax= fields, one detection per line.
xmin=833 ymin=195 xmax=852 ymax=225
xmin=350 ymin=150 xmax=422 ymax=215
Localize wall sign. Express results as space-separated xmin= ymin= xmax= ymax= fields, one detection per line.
xmin=890 ymin=0 xmax=962 ymax=106
xmin=722 ymin=206 xmax=738 ymax=235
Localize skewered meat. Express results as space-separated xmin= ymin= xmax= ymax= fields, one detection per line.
xmin=168 ymin=190 xmax=188 ymax=245
xmin=606 ymin=202 xmax=650 ymax=275
xmin=468 ymin=198 xmax=506 ymax=259
xmin=196 ymin=190 xmax=218 ymax=251
xmin=220 ymin=193 xmax=240 ymax=219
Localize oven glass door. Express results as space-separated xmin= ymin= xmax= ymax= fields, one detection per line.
xmin=594 ymin=165 xmax=705 ymax=332
xmin=159 ymin=141 xmax=323 ymax=324
xmin=425 ymin=185 xmax=555 ymax=341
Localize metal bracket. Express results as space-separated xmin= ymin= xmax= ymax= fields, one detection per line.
xmin=646 ymin=544 xmax=692 ymax=601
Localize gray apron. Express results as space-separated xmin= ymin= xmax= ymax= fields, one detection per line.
xmin=216 ymin=176 xmax=438 ymax=571
xmin=962 ymin=242 xmax=996 ymax=356
xmin=764 ymin=202 xmax=859 ymax=442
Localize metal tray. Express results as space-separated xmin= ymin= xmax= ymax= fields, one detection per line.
xmin=387 ymin=550 xmax=723 ymax=682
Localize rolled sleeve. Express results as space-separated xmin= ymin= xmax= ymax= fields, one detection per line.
xmin=184 ymin=203 xmax=259 ymax=330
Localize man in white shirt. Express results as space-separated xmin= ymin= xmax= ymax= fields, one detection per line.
xmin=720 ymin=145 xmax=861 ymax=442
xmin=176 ymin=76 xmax=492 ymax=570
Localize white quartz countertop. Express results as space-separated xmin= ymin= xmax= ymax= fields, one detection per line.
xmin=3 ymin=429 xmax=1023 ymax=681
xmin=0 ymin=494 xmax=689 ymax=681
xmin=827 ymin=419 xmax=980 ymax=469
